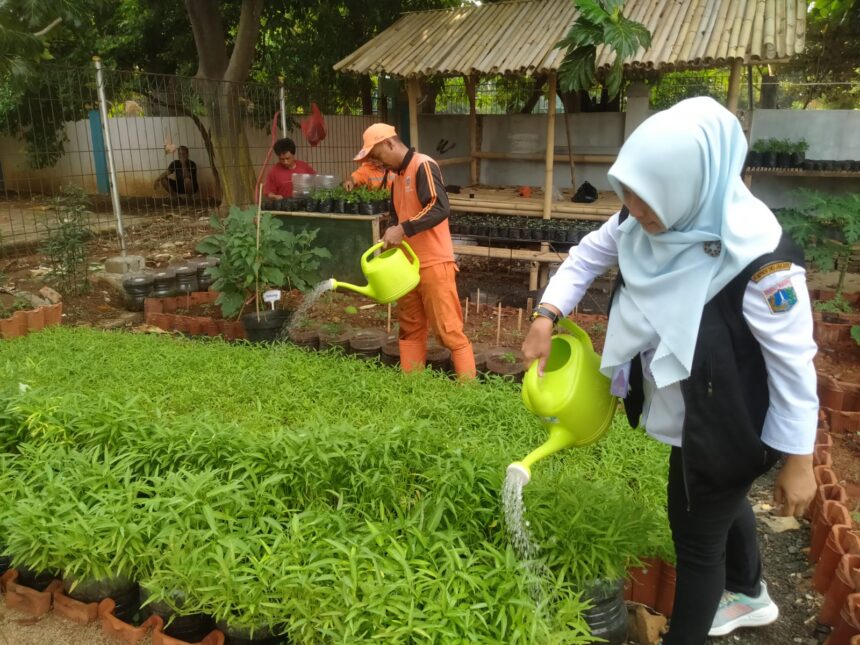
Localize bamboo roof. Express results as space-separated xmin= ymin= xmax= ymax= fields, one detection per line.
xmin=334 ymin=0 xmax=807 ymax=78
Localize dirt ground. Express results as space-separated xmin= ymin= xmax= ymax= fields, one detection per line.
xmin=0 ymin=217 xmax=858 ymax=644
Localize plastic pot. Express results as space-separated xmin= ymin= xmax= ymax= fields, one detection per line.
xmin=16 ymin=564 xmax=60 ymax=592
xmin=318 ymin=326 xmax=351 ymax=350
xmin=426 ymin=344 xmax=452 ymax=372
xmin=317 ymin=198 xmax=334 ymax=213
xmin=348 ymin=328 xmax=386 ymax=360
xmin=776 ymin=152 xmax=792 ymax=168
xmin=141 ymin=586 xmax=216 ymax=643
xmin=746 ymin=151 xmax=762 ymax=168
xmin=216 ymin=621 xmax=285 ymax=645
xmin=241 ymin=310 xmax=290 ymax=344
xmin=174 ymin=263 xmax=199 ymax=296
xmin=196 ymin=258 xmax=219 ymax=293
xmin=485 ymin=348 xmax=526 ymax=383
xmin=123 ymin=273 xmax=155 ymax=312
xmin=580 ymin=578 xmax=628 ymax=645
xmin=381 ymin=336 xmax=400 ymax=366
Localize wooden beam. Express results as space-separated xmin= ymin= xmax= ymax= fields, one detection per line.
xmin=726 ymin=58 xmax=743 ymax=114
xmin=465 ymin=74 xmax=480 ymax=184
xmin=437 ymin=156 xmax=472 ymax=167
xmin=406 ymin=76 xmax=420 ymax=150
xmin=542 ymin=72 xmax=557 ymax=222
xmin=473 ymin=151 xmax=616 ymax=164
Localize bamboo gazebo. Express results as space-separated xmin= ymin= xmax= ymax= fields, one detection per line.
xmin=335 ymin=0 xmax=807 ymax=286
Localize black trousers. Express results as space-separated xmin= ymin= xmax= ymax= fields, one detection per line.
xmin=662 ymin=447 xmax=763 ymax=645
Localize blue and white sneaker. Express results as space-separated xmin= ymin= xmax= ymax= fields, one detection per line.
xmin=708 ymin=580 xmax=779 ymax=637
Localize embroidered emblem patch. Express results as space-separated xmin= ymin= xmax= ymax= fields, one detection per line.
xmin=763 ymin=278 xmax=798 ymax=313
xmin=752 ymin=261 xmax=791 ymax=283
xmin=703 ymin=241 xmax=722 ymax=257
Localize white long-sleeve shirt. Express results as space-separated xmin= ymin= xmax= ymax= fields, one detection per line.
xmin=541 ymin=213 xmax=818 ymax=455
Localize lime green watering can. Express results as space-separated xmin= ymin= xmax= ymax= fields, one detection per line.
xmin=508 ymin=319 xmax=616 ymax=485
xmin=329 ymin=241 xmax=420 ymax=304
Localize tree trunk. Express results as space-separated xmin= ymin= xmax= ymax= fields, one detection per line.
xmin=360 ymin=76 xmax=373 ymax=115
xmin=520 ymin=75 xmax=547 ymax=113
xmin=760 ymin=73 xmax=778 ymax=108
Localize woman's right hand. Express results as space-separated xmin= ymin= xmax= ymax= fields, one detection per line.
xmin=521 ymin=316 xmax=554 ymax=377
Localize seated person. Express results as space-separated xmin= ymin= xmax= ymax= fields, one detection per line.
xmin=154 ymin=146 xmax=199 ymax=196
xmin=263 ymin=137 xmax=315 ymax=199
xmin=343 ymin=159 xmax=392 ymax=191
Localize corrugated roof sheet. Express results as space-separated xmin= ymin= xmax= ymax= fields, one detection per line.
xmin=334 ymin=0 xmax=807 ymax=78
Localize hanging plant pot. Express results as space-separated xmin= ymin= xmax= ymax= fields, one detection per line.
xmin=348 ymin=328 xmax=387 ymax=360
xmin=240 ymin=310 xmax=290 ymax=344
xmin=579 ymin=578 xmax=629 ymax=645
xmin=216 ymin=620 xmax=285 ymax=645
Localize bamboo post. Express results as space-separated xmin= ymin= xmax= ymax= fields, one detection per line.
xmin=464 ymin=297 xmax=469 ymax=326
xmin=406 ymin=76 xmax=421 ymax=151
xmin=726 ymin=59 xmax=743 ymax=114
xmin=538 ymin=72 xmax=558 ymax=289
xmin=517 ymin=308 xmax=523 ymax=332
xmin=387 ymin=303 xmax=392 ymax=333
xmin=476 ymin=289 xmax=481 ymax=313
xmin=564 ymin=110 xmax=576 ymax=191
xmin=465 ymin=74 xmax=480 ymax=185
xmin=496 ymin=302 xmax=502 ymax=346
xmin=526 ymin=297 xmax=533 ymax=315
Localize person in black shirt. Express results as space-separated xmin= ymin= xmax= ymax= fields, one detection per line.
xmin=154 ymin=146 xmax=199 ymax=196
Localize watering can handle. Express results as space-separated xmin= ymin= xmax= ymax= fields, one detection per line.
xmin=557 ymin=318 xmax=594 ymax=352
xmin=400 ymin=241 xmax=419 ymax=267
xmin=360 ymin=242 xmax=385 ymax=272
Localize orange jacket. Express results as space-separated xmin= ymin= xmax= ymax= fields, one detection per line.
xmin=390 ymin=150 xmax=453 ymax=269
xmin=351 ymin=161 xmax=391 ymax=189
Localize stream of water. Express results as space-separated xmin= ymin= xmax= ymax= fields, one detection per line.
xmin=277 ymin=280 xmax=333 ymax=341
xmin=502 ymin=468 xmax=550 ymax=602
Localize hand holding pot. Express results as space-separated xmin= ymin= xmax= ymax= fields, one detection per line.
xmin=521 ymin=315 xmax=555 ymax=377
xmin=773 ymin=453 xmax=815 ymax=517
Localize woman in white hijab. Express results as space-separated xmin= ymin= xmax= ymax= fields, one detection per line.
xmin=523 ymin=97 xmax=817 ymax=644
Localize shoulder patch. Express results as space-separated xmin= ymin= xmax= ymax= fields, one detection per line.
xmin=751 ymin=261 xmax=791 ymax=283
xmin=763 ymin=278 xmax=798 ymax=314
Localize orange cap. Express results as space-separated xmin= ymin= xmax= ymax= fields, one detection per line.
xmin=354 ymin=123 xmax=397 ymax=161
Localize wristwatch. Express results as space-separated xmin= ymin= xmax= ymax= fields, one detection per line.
xmin=530 ymin=304 xmax=559 ymax=324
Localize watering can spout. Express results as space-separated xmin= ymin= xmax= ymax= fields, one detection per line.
xmin=330 ymin=278 xmax=374 ymax=300
xmin=506 ymin=461 xmax=531 ymax=486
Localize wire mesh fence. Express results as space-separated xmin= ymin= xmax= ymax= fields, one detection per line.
xmin=0 ymin=65 xmax=379 ymax=259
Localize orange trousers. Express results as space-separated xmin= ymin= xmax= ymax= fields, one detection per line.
xmin=397 ymin=261 xmax=476 ymax=378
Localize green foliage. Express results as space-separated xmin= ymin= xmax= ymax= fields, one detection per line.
xmin=777 ymin=190 xmax=860 ymax=300
xmin=852 ymin=325 xmax=860 ymax=346
xmin=195 ymin=206 xmax=331 ymax=319
xmin=557 ymin=0 xmax=651 ymax=100
xmin=750 ymin=137 xmax=808 ymax=154
xmin=40 ymin=184 xmax=92 ymax=295
xmin=0 ymin=327 xmax=672 ymax=639
xmin=814 ymin=295 xmax=855 ymax=314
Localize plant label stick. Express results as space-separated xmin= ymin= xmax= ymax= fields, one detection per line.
xmin=517 ymin=308 xmax=522 ymax=331
xmin=387 ymin=303 xmax=392 ymax=333
xmin=464 ymin=298 xmax=469 ymax=325
xmin=496 ymin=302 xmax=502 ymax=345
xmin=476 ymin=289 xmax=481 ymax=313
xmin=526 ymin=297 xmax=533 ymax=315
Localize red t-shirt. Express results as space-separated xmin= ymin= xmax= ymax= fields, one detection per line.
xmin=263 ymin=160 xmax=316 ymax=198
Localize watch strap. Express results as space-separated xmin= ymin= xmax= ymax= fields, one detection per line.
xmin=531 ymin=305 xmax=559 ymax=323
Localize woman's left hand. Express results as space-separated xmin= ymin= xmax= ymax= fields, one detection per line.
xmin=773 ymin=453 xmax=815 ymax=518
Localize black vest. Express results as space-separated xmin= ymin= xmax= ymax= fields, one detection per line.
xmin=611 ymin=213 xmax=805 ymax=499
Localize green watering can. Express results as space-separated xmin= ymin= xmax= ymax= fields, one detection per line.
xmin=329 ymin=241 xmax=420 ymax=304
xmin=508 ymin=319 xmax=616 ymax=485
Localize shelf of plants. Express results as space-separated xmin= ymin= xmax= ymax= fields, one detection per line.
xmin=263 ymin=186 xmax=390 ymax=216
xmin=0 ymin=328 xmax=672 ymax=643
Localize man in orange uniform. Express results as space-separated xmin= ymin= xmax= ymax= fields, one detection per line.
xmin=354 ymin=123 xmax=475 ymax=379
xmin=343 ymin=160 xmax=391 ymax=190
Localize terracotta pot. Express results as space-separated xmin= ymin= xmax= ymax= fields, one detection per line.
xmin=0 ymin=315 xmax=24 ymax=339
xmin=811 ymin=501 xmax=854 ymax=564
xmin=145 ymin=298 xmax=164 ymax=315
xmin=628 ymin=557 xmax=662 ymax=609
xmin=151 ymin=615 xmax=225 ymax=645
xmin=53 ymin=587 xmax=100 ymax=624
xmin=817 ymin=465 xmax=839 ymax=487
xmin=816 ymin=320 xmax=853 ymax=349
xmin=147 ymin=313 xmax=173 ymax=331
xmin=821 ymin=554 xmax=860 ymax=626
xmin=655 ymin=562 xmax=676 ymax=618
xmin=827 ymin=592 xmax=860 ymax=645
xmin=190 ymin=291 xmax=218 ymax=306
xmin=818 ymin=430 xmax=834 ymax=451
xmin=99 ymin=597 xmax=160 ymax=643
xmin=42 ymin=303 xmax=63 ymax=327
xmin=186 ymin=317 xmax=203 ymax=336
xmin=816 ymin=525 xmax=855 ymax=593
xmin=25 ymin=307 xmax=45 ymax=332
xmin=843 ymin=383 xmax=860 ymax=413
xmin=11 ymin=310 xmax=28 ymax=337
xmin=832 ymin=411 xmax=860 ymax=434
xmin=201 ymin=319 xmax=220 ymax=337
xmin=1 ymin=569 xmax=62 ymax=617
xmin=811 ymin=484 xmax=850 ymax=528
xmin=815 ymin=444 xmax=834 ymax=468
xmin=162 ymin=297 xmax=178 ymax=314
xmin=173 ymin=316 xmax=190 ymax=335
xmin=820 ymin=374 xmax=847 ymax=410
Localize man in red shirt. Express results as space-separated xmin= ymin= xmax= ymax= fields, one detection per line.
xmin=354 ymin=123 xmax=475 ymax=379
xmin=263 ymin=138 xmax=315 ymax=199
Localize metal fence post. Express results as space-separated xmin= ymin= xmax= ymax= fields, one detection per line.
xmin=93 ymin=56 xmax=126 ymax=254
xmin=278 ymin=76 xmax=287 ymax=138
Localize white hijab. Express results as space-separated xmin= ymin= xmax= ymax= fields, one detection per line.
xmin=603 ymin=97 xmax=782 ymax=388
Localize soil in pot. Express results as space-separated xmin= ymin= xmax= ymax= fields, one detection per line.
xmin=318 ymin=324 xmax=351 ymax=350
xmin=348 ymin=328 xmax=387 ymax=360
xmin=241 ymin=309 xmax=290 ymax=343
xmin=16 ymin=565 xmax=60 ymax=591
xmin=426 ymin=343 xmax=452 ymax=372
xmin=141 ymin=586 xmax=216 ymax=642
xmin=485 ymin=348 xmax=526 ymax=382
xmin=288 ymin=325 xmax=319 ymax=349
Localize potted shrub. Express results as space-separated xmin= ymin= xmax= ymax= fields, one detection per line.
xmin=775 ymin=138 xmax=794 ymax=168
xmin=759 ymin=138 xmax=779 ymax=168
xmin=747 ymin=139 xmax=768 ymax=168
xmin=314 ymin=188 xmax=334 ymax=213
xmin=195 ymin=206 xmax=331 ymax=343
xmin=791 ymin=139 xmax=809 ymax=168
